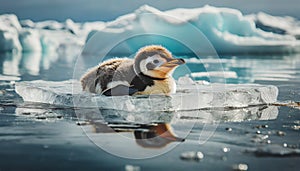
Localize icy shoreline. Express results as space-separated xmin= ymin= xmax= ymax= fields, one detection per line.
xmin=1 ymin=5 xmax=300 ymax=54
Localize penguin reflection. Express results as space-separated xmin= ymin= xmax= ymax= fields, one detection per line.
xmin=90 ymin=122 xmax=184 ymax=148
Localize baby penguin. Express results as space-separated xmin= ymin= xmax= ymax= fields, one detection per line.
xmin=80 ymin=45 xmax=185 ymax=96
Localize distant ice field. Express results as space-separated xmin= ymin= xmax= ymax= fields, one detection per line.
xmin=1 ymin=5 xmax=300 ymax=54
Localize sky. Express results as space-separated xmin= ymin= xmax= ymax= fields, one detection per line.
xmin=0 ymin=0 xmax=299 ymax=22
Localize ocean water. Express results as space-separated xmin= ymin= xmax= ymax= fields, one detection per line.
xmin=0 ymin=52 xmax=299 ymax=170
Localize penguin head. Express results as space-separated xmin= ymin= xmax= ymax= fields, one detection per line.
xmin=134 ymin=45 xmax=185 ymax=79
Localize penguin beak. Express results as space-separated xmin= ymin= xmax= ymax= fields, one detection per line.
xmin=163 ymin=58 xmax=185 ymax=68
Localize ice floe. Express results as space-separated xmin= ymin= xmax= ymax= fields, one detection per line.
xmin=15 ymin=79 xmax=278 ymax=112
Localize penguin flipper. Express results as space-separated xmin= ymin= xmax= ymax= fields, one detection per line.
xmin=102 ymin=85 xmax=138 ymax=96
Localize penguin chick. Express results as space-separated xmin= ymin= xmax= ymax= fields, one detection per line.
xmin=80 ymin=45 xmax=185 ymax=96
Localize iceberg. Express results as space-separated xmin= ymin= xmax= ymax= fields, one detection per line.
xmin=15 ymin=79 xmax=278 ymax=112
xmin=0 ymin=14 xmax=94 ymax=53
xmin=83 ymin=5 xmax=300 ymax=55
xmin=1 ymin=5 xmax=300 ymax=54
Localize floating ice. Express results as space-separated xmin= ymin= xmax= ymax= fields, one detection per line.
xmin=245 ymin=144 xmax=300 ymax=157
xmin=180 ymin=151 xmax=204 ymax=161
xmin=15 ymin=107 xmax=63 ymax=121
xmin=232 ymin=163 xmax=248 ymax=171
xmin=1 ymin=5 xmax=300 ymax=54
xmin=125 ymin=165 xmax=140 ymax=171
xmin=191 ymin=71 xmax=238 ymax=79
xmin=15 ymin=79 xmax=278 ymax=112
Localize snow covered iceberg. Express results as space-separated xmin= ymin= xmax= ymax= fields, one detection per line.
xmin=15 ymin=79 xmax=278 ymax=112
xmin=84 ymin=5 xmax=300 ymax=55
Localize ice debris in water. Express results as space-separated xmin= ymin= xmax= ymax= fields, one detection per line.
xmin=245 ymin=144 xmax=300 ymax=157
xmin=232 ymin=163 xmax=248 ymax=171
xmin=1 ymin=5 xmax=300 ymax=54
xmin=180 ymin=151 xmax=204 ymax=161
xmin=177 ymin=76 xmax=195 ymax=85
xmin=125 ymin=165 xmax=140 ymax=171
xmin=251 ymin=134 xmax=270 ymax=143
xmin=15 ymin=79 xmax=278 ymax=112
xmin=191 ymin=71 xmax=238 ymax=79
xmin=15 ymin=108 xmax=63 ymax=121
xmin=222 ymin=147 xmax=230 ymax=153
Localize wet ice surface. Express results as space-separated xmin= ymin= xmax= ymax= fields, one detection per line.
xmin=0 ymin=53 xmax=300 ymax=171
xmin=15 ymin=79 xmax=278 ymax=111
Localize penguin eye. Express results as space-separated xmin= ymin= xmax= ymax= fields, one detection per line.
xmin=153 ymin=59 xmax=160 ymax=64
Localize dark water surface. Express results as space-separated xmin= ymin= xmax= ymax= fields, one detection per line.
xmin=0 ymin=52 xmax=299 ymax=171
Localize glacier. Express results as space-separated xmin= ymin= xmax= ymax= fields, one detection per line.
xmin=1 ymin=5 xmax=300 ymax=54
xmin=15 ymin=79 xmax=278 ymax=112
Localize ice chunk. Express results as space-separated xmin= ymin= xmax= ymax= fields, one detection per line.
xmin=180 ymin=151 xmax=204 ymax=161
xmin=232 ymin=164 xmax=248 ymax=171
xmin=15 ymin=80 xmax=278 ymax=112
xmin=15 ymin=107 xmax=63 ymax=121
xmin=125 ymin=165 xmax=140 ymax=171
xmin=177 ymin=76 xmax=196 ymax=85
xmin=191 ymin=71 xmax=238 ymax=79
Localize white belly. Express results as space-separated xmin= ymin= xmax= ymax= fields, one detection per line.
xmin=135 ymin=77 xmax=176 ymax=96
